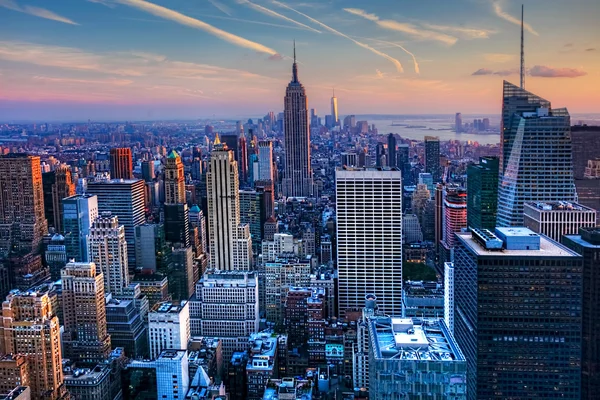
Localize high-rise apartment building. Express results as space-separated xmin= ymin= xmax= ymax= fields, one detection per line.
xmin=424 ymin=136 xmax=441 ymax=182
xmin=0 ymin=288 xmax=68 ymax=400
xmin=62 ymin=194 xmax=99 ymax=262
xmin=257 ymin=140 xmax=274 ymax=182
xmin=336 ymin=168 xmax=403 ymax=317
xmin=0 ymin=154 xmax=48 ymax=256
xmin=88 ymin=212 xmax=129 ymax=296
xmin=454 ymin=227 xmax=582 ymax=399
xmin=497 ymin=81 xmax=577 ymax=226
xmin=283 ymin=48 xmax=313 ymax=197
xmin=387 ymin=133 xmax=397 ymax=168
xmin=61 ymin=262 xmax=112 ymax=366
xmin=109 ymin=147 xmax=133 ymax=180
xmin=524 ymin=201 xmax=596 ymax=242
xmin=43 ymin=165 xmax=76 ymax=233
xmin=467 ymin=156 xmax=499 ymax=230
xmin=368 ymin=317 xmax=466 ymax=399
xmin=87 ymin=179 xmax=145 ymax=268
xmin=148 ymin=301 xmax=190 ymax=359
xmin=164 ymin=150 xmax=186 ymax=204
xmin=189 ymin=270 xmax=259 ymax=362
xmin=207 ymin=137 xmax=252 ymax=270
xmin=563 ymin=227 xmax=600 ymax=400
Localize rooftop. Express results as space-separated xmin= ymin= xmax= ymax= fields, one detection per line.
xmin=525 ymin=201 xmax=593 ymax=212
xmin=151 ymin=301 xmax=187 ymax=313
xmin=157 ymin=349 xmax=186 ymax=361
xmin=369 ymin=318 xmax=465 ymax=363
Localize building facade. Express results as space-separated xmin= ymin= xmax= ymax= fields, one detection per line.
xmin=467 ymin=156 xmax=499 ymax=230
xmin=148 ymin=301 xmax=190 ymax=360
xmin=523 ymin=201 xmax=596 ymax=242
xmin=109 ymin=147 xmax=133 ymax=180
xmin=164 ymin=150 xmax=186 ymax=204
xmin=62 ymin=194 xmax=99 ymax=262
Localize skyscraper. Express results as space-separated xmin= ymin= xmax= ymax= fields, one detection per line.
xmin=257 ymin=140 xmax=274 ymax=182
xmin=0 ymin=288 xmax=68 ymax=400
xmin=164 ymin=150 xmax=186 ymax=204
xmin=141 ymin=160 xmax=155 ymax=182
xmin=336 ymin=168 xmax=403 ymax=317
xmin=454 ymin=227 xmax=582 ymax=399
xmin=239 ymin=130 xmax=248 ymax=184
xmin=283 ymin=46 xmax=313 ymax=197
xmin=207 ymin=136 xmax=252 ymax=270
xmin=109 ymin=147 xmax=133 ymax=180
xmin=148 ymin=301 xmax=190 ymax=360
xmin=563 ymin=227 xmax=600 ymax=400
xmin=61 ymin=261 xmax=112 ymax=366
xmin=0 ymin=154 xmax=48 ymax=256
xmin=87 ymin=179 xmax=145 ymax=269
xmin=497 ymin=81 xmax=577 ymax=226
xmin=424 ymin=136 xmax=440 ymax=182
xmin=440 ymin=185 xmax=467 ymax=263
xmin=523 ymin=201 xmax=596 ymax=242
xmin=88 ymin=212 xmax=129 ymax=296
xmin=330 ymin=89 xmax=338 ymax=126
xmin=62 ymin=194 xmax=99 ymax=262
xmin=43 ymin=165 xmax=76 ymax=233
xmin=455 ymin=112 xmax=462 ymax=133
xmin=387 ymin=134 xmax=397 ymax=168
xmin=467 ymin=157 xmax=499 ymax=230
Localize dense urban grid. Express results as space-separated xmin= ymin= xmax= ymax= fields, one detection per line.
xmin=0 ymin=39 xmax=599 ymax=400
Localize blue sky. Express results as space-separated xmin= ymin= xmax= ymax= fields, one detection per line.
xmin=0 ymin=0 xmax=598 ymax=120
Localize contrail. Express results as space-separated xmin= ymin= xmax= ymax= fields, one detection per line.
xmin=368 ymin=38 xmax=420 ymax=74
xmin=271 ymin=0 xmax=403 ymax=73
xmin=238 ymin=0 xmax=321 ymax=33
xmin=208 ymin=0 xmax=232 ymax=16
xmin=202 ymin=14 xmax=313 ymax=31
xmin=0 ymin=0 xmax=79 ymax=25
xmin=116 ymin=0 xmax=277 ymax=54
xmin=492 ymin=1 xmax=538 ymax=36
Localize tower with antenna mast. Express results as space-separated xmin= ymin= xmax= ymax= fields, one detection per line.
xmin=520 ymin=4 xmax=525 ymax=89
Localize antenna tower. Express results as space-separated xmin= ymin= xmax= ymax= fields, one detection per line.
xmin=520 ymin=4 xmax=525 ymax=89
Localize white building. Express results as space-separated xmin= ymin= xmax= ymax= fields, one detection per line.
xmin=260 ymin=233 xmax=298 ymax=262
xmin=189 ymin=270 xmax=259 ymax=362
xmin=264 ymin=256 xmax=311 ymax=324
xmin=88 ymin=212 xmax=129 ymax=296
xmin=207 ymin=136 xmax=252 ymax=270
xmin=444 ymin=261 xmax=455 ymax=334
xmin=155 ymin=350 xmax=189 ymax=400
xmin=336 ymin=168 xmax=403 ymax=317
xmin=523 ymin=201 xmax=596 ymax=242
xmin=148 ymin=301 xmax=190 ymax=359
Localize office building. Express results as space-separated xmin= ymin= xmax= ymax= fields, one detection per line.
xmin=0 ymin=154 xmax=48 ymax=256
xmin=375 ymin=142 xmax=386 ymax=167
xmin=330 ymin=90 xmax=339 ymax=126
xmin=164 ymin=150 xmax=186 ymax=204
xmin=227 ymin=352 xmax=248 ymax=399
xmin=0 ymin=355 xmax=28 ymax=397
xmin=387 ymin=133 xmax=397 ymax=168
xmin=246 ymin=332 xmax=280 ymax=400
xmin=43 ymin=165 xmax=76 ymax=233
xmin=164 ymin=203 xmax=190 ymax=248
xmin=336 ymin=168 xmax=403 ymax=317
xmin=62 ymin=194 xmax=98 ymax=262
xmin=239 ymin=189 xmax=266 ymax=252
xmin=135 ymin=223 xmax=170 ymax=273
xmin=148 ymin=301 xmax=190 ymax=359
xmin=368 ymin=317 xmax=466 ymax=399
xmin=88 ymin=212 xmax=129 ymax=296
xmin=141 ymin=160 xmax=155 ymax=182
xmin=524 ymin=201 xmax=596 ymax=242
xmin=424 ymin=136 xmax=441 ymax=182
xmin=418 ymin=172 xmax=434 ymax=194
xmin=444 ymin=262 xmax=455 ymax=334
xmin=440 ymin=185 xmax=467 ymax=261
xmin=207 ymin=136 xmax=252 ymax=270
xmin=106 ymin=298 xmax=148 ymax=359
xmin=497 ymin=81 xmax=577 ymax=226
xmin=109 ymin=147 xmax=133 ymax=180
xmin=0 ymin=288 xmax=68 ymax=400
xmin=467 ymin=156 xmax=499 ymax=230
xmin=44 ymin=233 xmax=68 ymax=281
xmin=454 ymin=227 xmax=582 ymax=399
xmin=264 ymin=256 xmax=311 ymax=324
xmin=87 ymin=179 xmax=145 ymax=268
xmin=169 ymin=245 xmax=195 ymax=301
xmin=257 ymin=140 xmax=273 ymax=182
xmin=155 ymin=350 xmax=189 ymax=400
xmin=61 ymin=262 xmax=111 ymax=366
xmin=190 ymin=270 xmax=259 ymax=362
xmin=63 ymin=363 xmax=111 ymax=400
xmin=402 ymin=213 xmax=422 ymax=244
xmin=571 ymin=125 xmax=600 ymax=179
xmin=283 ymin=48 xmax=313 ymax=197
xmin=131 ymin=273 xmax=170 ymax=308
xmin=402 ymin=281 xmax=444 ymax=319
xmin=455 ymin=112 xmax=462 ymax=133
xmin=563 ymin=228 xmax=600 ymax=400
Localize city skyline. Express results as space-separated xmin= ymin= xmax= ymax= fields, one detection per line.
xmin=0 ymin=0 xmax=598 ymax=120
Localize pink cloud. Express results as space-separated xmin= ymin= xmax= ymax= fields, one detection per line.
xmin=529 ymin=65 xmax=587 ymax=78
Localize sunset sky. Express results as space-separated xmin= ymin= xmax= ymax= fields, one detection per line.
xmin=0 ymin=0 xmax=598 ymax=120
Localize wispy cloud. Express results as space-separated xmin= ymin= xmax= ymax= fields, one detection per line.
xmin=86 ymin=0 xmax=115 ymax=8
xmin=421 ymin=23 xmax=495 ymax=40
xmin=237 ymin=0 xmax=321 ymax=33
xmin=32 ymin=76 xmax=133 ymax=86
xmin=483 ymin=53 xmax=514 ymax=63
xmin=471 ymin=68 xmax=516 ymax=76
xmin=585 ymin=48 xmax=596 ymax=52
xmin=0 ymin=0 xmax=79 ymax=25
xmin=201 ymin=14 xmax=312 ymax=31
xmin=529 ymin=65 xmax=586 ymax=78
xmin=115 ymin=0 xmax=277 ymax=54
xmin=492 ymin=1 xmax=538 ymax=36
xmin=208 ymin=0 xmax=232 ymax=16
xmin=272 ymin=1 xmax=404 ymax=72
xmin=344 ymin=8 xmax=457 ymax=45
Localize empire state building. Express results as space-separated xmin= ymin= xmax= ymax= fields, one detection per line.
xmin=283 ymin=46 xmax=313 ymax=197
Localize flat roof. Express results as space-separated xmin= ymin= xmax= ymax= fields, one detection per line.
xmin=525 ymin=201 xmax=594 ymax=212
xmin=151 ymin=301 xmax=187 ymax=313
xmin=563 ymin=235 xmax=600 ymax=249
xmin=457 ymin=231 xmax=580 ymax=257
xmin=370 ymin=317 xmax=465 ymax=362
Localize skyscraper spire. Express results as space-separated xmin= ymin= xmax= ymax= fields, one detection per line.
xmin=292 ymin=40 xmax=298 ymax=83
xmin=520 ymin=4 xmax=525 ymax=89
